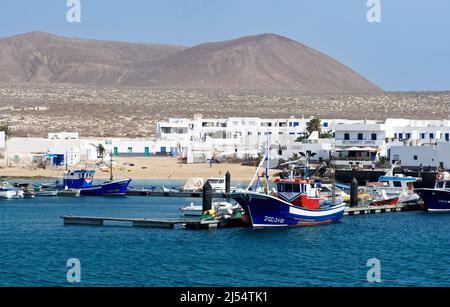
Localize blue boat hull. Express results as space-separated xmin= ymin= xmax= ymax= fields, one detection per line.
xmin=80 ymin=179 xmax=131 ymax=196
xmin=415 ymin=188 xmax=450 ymax=212
xmin=230 ymin=192 xmax=345 ymax=228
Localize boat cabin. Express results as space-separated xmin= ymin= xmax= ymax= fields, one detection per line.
xmin=63 ymin=170 xmax=96 ymax=189
xmin=373 ymin=174 xmax=419 ymax=193
xmin=434 ymin=172 xmax=450 ymax=190
xmin=274 ymin=178 xmax=321 ymax=210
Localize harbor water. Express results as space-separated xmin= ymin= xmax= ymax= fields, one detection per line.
xmin=1 ymin=180 xmax=450 ymax=287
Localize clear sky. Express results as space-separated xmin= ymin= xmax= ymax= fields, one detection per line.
xmin=0 ymin=0 xmax=449 ymax=91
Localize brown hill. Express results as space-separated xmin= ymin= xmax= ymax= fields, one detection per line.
xmin=0 ymin=32 xmax=381 ymax=94
xmin=123 ymin=33 xmax=381 ymax=94
xmin=0 ymin=31 xmax=186 ymax=85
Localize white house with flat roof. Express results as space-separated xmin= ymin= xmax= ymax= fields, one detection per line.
xmin=333 ymin=120 xmax=387 ymax=168
xmin=385 ymin=119 xmax=450 ymax=146
xmin=389 ymin=142 xmax=450 ymax=169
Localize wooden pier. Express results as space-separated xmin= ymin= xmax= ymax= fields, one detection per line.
xmin=61 ymin=215 xmax=231 ymax=229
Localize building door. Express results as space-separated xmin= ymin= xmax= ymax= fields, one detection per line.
xmin=144 ymin=147 xmax=149 ymax=157
xmin=113 ymin=147 xmax=118 ymax=156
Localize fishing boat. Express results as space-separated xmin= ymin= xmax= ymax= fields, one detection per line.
xmin=415 ymin=171 xmax=450 ymax=212
xmin=13 ymin=183 xmax=35 ymax=198
xmin=35 ymin=189 xmax=58 ymax=197
xmin=229 ymin=149 xmax=345 ymax=228
xmin=0 ymin=181 xmax=24 ymax=199
xmin=364 ymin=162 xmax=420 ymax=204
xmin=57 ymin=188 xmax=81 ymax=197
xmin=23 ymin=190 xmax=36 ymax=198
xmin=62 ymin=154 xmax=131 ymax=196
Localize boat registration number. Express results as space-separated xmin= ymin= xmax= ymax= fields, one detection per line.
xmin=264 ymin=216 xmax=285 ymax=224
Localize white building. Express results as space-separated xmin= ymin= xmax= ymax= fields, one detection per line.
xmin=0 ymin=131 xmax=5 ymax=167
xmin=332 ymin=120 xmax=387 ymax=168
xmin=385 ymin=119 xmax=450 ymax=146
xmin=4 ymin=116 xmax=450 ymax=169
xmin=390 ymin=142 xmax=450 ymax=169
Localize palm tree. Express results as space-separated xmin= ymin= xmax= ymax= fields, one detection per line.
xmin=97 ymin=144 xmax=106 ymax=161
xmin=0 ymin=125 xmax=12 ymax=139
xmin=290 ymin=153 xmax=300 ymax=161
xmin=306 ymin=117 xmax=321 ymax=135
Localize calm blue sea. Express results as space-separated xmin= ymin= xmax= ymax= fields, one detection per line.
xmin=1 ymin=179 xmax=450 ymax=287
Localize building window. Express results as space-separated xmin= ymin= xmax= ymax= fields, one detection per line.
xmin=430 ymin=133 xmax=434 ymax=139
xmin=344 ymin=133 xmax=350 ymax=140
xmin=161 ymin=127 xmax=171 ymax=133
xmin=128 ymin=147 xmax=133 ymax=153
xmin=413 ymin=155 xmax=418 ymax=160
xmin=399 ymin=133 xmax=403 ymax=140
xmin=446 ymin=133 xmax=449 ymax=141
xmin=406 ymin=133 xmax=411 ymax=139
xmin=420 ymin=133 xmax=425 ymax=139
xmin=293 ymin=122 xmax=299 ymax=127
xmin=323 ymin=122 xmax=328 ymax=128
xmin=358 ymin=133 xmax=363 ymax=140
xmin=247 ymin=132 xmax=252 ymax=136
xmin=394 ymin=133 xmax=398 ymax=139
xmin=289 ymin=122 xmax=293 ymax=127
xmin=371 ymin=133 xmax=377 ymax=140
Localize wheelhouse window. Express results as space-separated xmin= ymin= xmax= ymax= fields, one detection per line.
xmin=436 ymin=181 xmax=445 ymax=189
xmin=284 ymin=184 xmax=293 ymax=193
xmin=393 ymin=181 xmax=402 ymax=188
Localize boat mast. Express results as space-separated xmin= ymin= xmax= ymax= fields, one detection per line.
xmin=265 ymin=145 xmax=270 ymax=194
xmin=331 ymin=147 xmax=336 ymax=204
xmin=109 ymin=152 xmax=113 ymax=181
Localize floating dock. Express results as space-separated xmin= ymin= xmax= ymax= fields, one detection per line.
xmin=344 ymin=203 xmax=421 ymax=216
xmin=126 ymin=189 xmax=228 ymax=198
xmin=61 ymin=215 xmax=245 ymax=229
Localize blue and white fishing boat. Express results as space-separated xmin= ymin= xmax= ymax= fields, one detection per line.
xmin=62 ymin=154 xmax=131 ymax=196
xmin=230 ymin=149 xmax=345 ymax=228
xmin=62 ymin=170 xmax=131 ymax=196
xmin=415 ymin=172 xmax=450 ymax=212
xmin=0 ymin=181 xmax=24 ymax=199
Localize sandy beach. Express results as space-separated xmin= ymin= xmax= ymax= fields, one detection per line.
xmin=0 ymin=157 xmax=264 ymax=181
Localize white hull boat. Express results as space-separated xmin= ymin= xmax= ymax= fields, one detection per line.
xmin=180 ymin=201 xmax=235 ymax=216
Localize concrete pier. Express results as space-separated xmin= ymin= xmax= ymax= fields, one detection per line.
xmin=61 ymin=215 xmax=223 ymax=229
xmin=344 ymin=203 xmax=420 ymax=216
xmin=125 ymin=189 xmax=228 ymax=198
